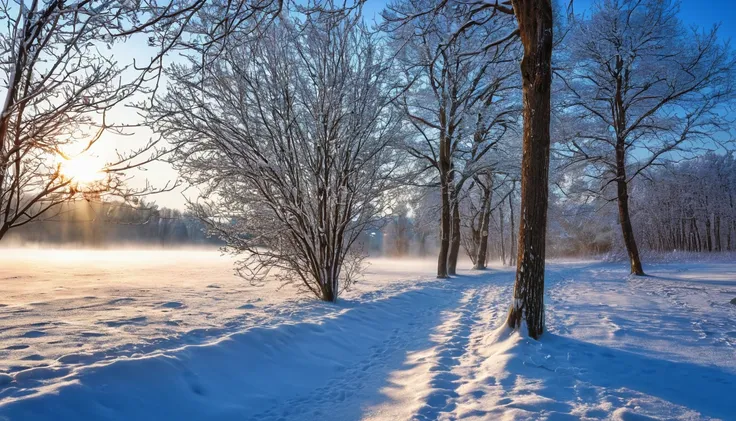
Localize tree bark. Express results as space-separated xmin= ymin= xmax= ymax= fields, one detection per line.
xmin=437 ymin=134 xmax=451 ymax=278
xmin=705 ymin=215 xmax=713 ymax=252
xmin=506 ymin=0 xmax=554 ymax=340
xmin=509 ymin=188 xmax=517 ymax=266
xmin=616 ymin=177 xmax=645 ymax=275
xmin=612 ymin=52 xmax=645 ymax=276
xmin=447 ymin=192 xmax=461 ymax=275
xmin=474 ymin=176 xmax=493 ymax=270
xmin=714 ymin=214 xmax=721 ymax=252
xmin=499 ymin=205 xmax=506 ymax=266
xmin=617 ymin=182 xmax=645 ymax=270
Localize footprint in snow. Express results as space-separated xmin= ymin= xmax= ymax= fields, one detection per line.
xmin=5 ymin=344 xmax=29 ymax=350
xmin=159 ymin=301 xmax=185 ymax=309
xmin=0 ymin=373 xmax=12 ymax=386
xmin=101 ymin=316 xmax=147 ymax=327
xmin=107 ymin=297 xmax=136 ymax=305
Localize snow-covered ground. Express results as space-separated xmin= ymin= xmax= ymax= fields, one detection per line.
xmin=0 ymin=249 xmax=734 ymax=420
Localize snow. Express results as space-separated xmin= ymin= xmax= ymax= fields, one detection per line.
xmin=0 ymin=249 xmax=734 ymax=420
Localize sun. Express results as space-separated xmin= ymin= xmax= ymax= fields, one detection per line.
xmin=58 ymin=155 xmax=107 ymax=185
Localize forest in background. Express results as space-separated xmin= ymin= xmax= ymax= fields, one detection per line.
xmin=11 ymin=147 xmax=734 ymax=259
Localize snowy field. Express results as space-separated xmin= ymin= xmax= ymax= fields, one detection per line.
xmin=0 ymin=249 xmax=734 ymax=420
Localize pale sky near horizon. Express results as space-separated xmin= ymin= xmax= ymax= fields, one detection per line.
xmin=113 ymin=0 xmax=736 ymax=210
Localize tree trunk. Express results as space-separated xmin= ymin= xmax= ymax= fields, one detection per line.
xmin=681 ymin=218 xmax=687 ymax=250
xmin=499 ymin=205 xmax=506 ymax=266
xmin=319 ymin=267 xmax=338 ymax=303
xmin=692 ymin=219 xmax=702 ymax=252
xmin=506 ymin=0 xmax=554 ymax=340
xmin=705 ymin=215 xmax=713 ymax=252
xmin=611 ymin=51 xmax=645 ymax=276
xmin=617 ymin=178 xmax=645 ymax=275
xmin=447 ymin=193 xmax=461 ymax=275
xmin=509 ymin=188 xmax=517 ymax=266
xmin=474 ymin=178 xmax=493 ymax=270
xmin=437 ymin=135 xmax=451 ymax=279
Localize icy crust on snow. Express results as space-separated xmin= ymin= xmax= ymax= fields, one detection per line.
xmin=0 ymin=251 xmax=735 ymax=420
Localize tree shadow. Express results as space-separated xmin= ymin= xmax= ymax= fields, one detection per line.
xmin=0 ymin=272 xmax=502 ymax=421
xmin=641 ymin=274 xmax=736 ymax=288
xmin=499 ymin=333 xmax=736 ymax=420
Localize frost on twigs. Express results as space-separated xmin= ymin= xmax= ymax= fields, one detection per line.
xmin=152 ymin=2 xmax=406 ymax=302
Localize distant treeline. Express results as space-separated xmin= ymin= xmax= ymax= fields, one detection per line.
xmin=632 ymin=153 xmax=736 ymax=253
xmin=4 ymin=200 xmax=221 ymax=248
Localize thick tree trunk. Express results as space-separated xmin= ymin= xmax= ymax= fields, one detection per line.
xmin=437 ymin=136 xmax=451 ymax=279
xmin=447 ymin=194 xmax=461 ymax=275
xmin=611 ymin=52 xmax=645 ymax=275
xmin=506 ymin=0 xmax=553 ymax=340
xmin=617 ymin=178 xmax=645 ymax=275
xmin=437 ymin=188 xmax=450 ymax=278
xmin=509 ymin=189 xmax=517 ymax=266
xmin=319 ymin=267 xmax=339 ymax=303
xmin=474 ymin=179 xmax=493 ymax=270
xmin=499 ymin=205 xmax=506 ymax=266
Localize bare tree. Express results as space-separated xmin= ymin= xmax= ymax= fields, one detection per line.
xmin=451 ymin=0 xmax=554 ymax=338
xmin=150 ymin=2 xmax=403 ymax=302
xmin=501 ymin=0 xmax=554 ymax=339
xmin=558 ymin=0 xmax=736 ymax=275
xmin=0 ymin=0 xmax=284 ymax=240
xmin=462 ymin=170 xmax=494 ymax=269
xmin=384 ymin=0 xmax=553 ymax=338
xmin=384 ymin=0 xmax=518 ymax=277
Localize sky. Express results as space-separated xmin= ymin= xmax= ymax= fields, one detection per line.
xmin=121 ymin=0 xmax=736 ymax=210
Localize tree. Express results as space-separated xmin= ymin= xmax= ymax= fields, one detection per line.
xmin=385 ymin=0 xmax=553 ymax=337
xmin=151 ymin=2 xmax=403 ymax=302
xmin=458 ymin=0 xmax=554 ymax=338
xmin=462 ymin=169 xmax=495 ymax=269
xmin=384 ymin=0 xmax=518 ymax=277
xmin=504 ymin=0 xmax=554 ymax=339
xmin=0 ymin=0 xmax=284 ymax=241
xmin=558 ymin=0 xmax=736 ymax=275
